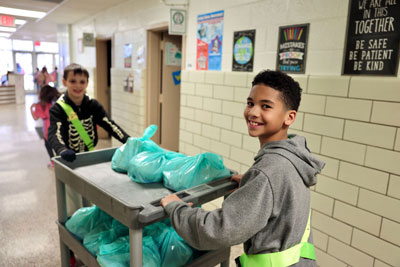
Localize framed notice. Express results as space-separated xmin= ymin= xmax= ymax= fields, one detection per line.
xmin=169 ymin=9 xmax=187 ymax=35
xmin=232 ymin=30 xmax=255 ymax=72
xmin=82 ymin=33 xmax=95 ymax=47
xmin=196 ymin=10 xmax=224 ymax=70
xmin=276 ymin=24 xmax=309 ymax=74
xmin=124 ymin=43 xmax=132 ymax=68
xmin=343 ymin=0 xmax=400 ymax=75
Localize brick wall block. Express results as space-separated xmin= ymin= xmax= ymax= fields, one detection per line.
xmin=321 ymin=137 xmax=366 ymax=165
xmin=333 ymin=201 xmax=381 ymax=235
xmin=316 ymin=175 xmax=358 ymax=205
xmin=344 ymin=120 xmax=396 ymax=149
xmin=338 ymin=161 xmax=389 ymax=194
xmin=312 ymin=211 xmax=352 ymax=244
xmin=328 ymin=238 xmax=374 ymax=267
xmin=326 ymin=97 xmax=372 ymax=121
xmin=352 ymin=229 xmax=400 ymax=266
xmin=308 ymin=75 xmax=349 ymax=97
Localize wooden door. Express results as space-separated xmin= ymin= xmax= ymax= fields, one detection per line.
xmin=146 ymin=27 xmax=182 ymax=151
xmin=159 ymin=32 xmax=182 ymax=151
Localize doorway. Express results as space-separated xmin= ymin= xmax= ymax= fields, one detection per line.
xmin=95 ymin=39 xmax=112 ymax=139
xmin=147 ymin=27 xmax=182 ymax=152
xmin=15 ymin=52 xmax=33 ymax=91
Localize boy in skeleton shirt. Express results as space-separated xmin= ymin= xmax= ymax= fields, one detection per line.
xmin=48 ymin=63 xmax=130 ymax=161
xmin=48 ymin=63 xmax=130 ymax=215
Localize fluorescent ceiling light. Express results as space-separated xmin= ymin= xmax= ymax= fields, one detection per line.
xmin=0 ymin=32 xmax=11 ymax=37
xmin=15 ymin=19 xmax=27 ymax=25
xmin=0 ymin=7 xmax=46 ymax=19
xmin=0 ymin=26 xmax=16 ymax=32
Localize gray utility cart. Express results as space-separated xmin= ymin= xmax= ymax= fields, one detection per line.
xmin=54 ymin=147 xmax=238 ymax=267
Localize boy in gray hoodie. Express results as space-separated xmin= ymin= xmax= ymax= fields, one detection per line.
xmin=160 ymin=70 xmax=325 ymax=267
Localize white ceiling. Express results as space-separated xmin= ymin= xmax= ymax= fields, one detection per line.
xmin=1 ymin=0 xmax=128 ymax=42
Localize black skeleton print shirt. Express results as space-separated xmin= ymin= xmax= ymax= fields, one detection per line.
xmin=48 ymin=93 xmax=130 ymax=154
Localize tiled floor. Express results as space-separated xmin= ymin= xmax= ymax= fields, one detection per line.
xmin=0 ymin=95 xmax=242 ymax=266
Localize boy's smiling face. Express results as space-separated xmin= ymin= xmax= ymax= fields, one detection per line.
xmin=244 ymin=83 xmax=296 ymax=146
xmin=63 ymin=71 xmax=88 ymax=105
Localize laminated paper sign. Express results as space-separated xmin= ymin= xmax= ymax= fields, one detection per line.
xmin=196 ymin=10 xmax=224 ymax=70
xmin=343 ymin=0 xmax=400 ymax=75
xmin=124 ymin=43 xmax=132 ymax=68
xmin=276 ymin=24 xmax=309 ymax=74
xmin=82 ymin=33 xmax=95 ymax=47
xmin=232 ymin=30 xmax=255 ymax=72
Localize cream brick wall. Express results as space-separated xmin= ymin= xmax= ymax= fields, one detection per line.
xmin=180 ymin=71 xmax=400 ymax=266
xmin=110 ymin=67 xmax=146 ymax=147
xmin=69 ymin=0 xmax=400 ymax=265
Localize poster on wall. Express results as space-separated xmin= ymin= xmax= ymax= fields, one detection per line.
xmin=343 ymin=0 xmax=400 ymax=75
xmin=165 ymin=42 xmax=182 ymax=66
xmin=169 ymin=9 xmax=187 ymax=35
xmin=123 ymin=74 xmax=133 ymax=93
xmin=232 ymin=30 xmax=255 ymax=72
xmin=124 ymin=43 xmax=132 ymax=68
xmin=82 ymin=33 xmax=95 ymax=47
xmin=196 ymin=10 xmax=224 ymax=70
xmin=276 ymin=24 xmax=309 ymax=74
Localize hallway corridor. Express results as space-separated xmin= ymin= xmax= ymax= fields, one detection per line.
xmin=0 ymin=95 xmax=111 ymax=266
xmin=0 ymin=95 xmax=61 ymax=266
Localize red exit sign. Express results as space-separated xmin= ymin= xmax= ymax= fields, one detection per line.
xmin=1 ymin=15 xmax=15 ymax=27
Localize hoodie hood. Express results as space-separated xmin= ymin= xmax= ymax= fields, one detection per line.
xmin=254 ymin=134 xmax=325 ymax=187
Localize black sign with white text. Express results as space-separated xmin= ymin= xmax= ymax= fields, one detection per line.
xmin=343 ymin=0 xmax=400 ymax=75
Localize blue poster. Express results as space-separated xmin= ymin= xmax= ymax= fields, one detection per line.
xmin=196 ymin=10 xmax=224 ymax=70
xmin=172 ymin=70 xmax=181 ymax=85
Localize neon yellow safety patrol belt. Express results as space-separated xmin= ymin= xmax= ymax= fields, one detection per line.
xmin=57 ymin=99 xmax=94 ymax=151
xmin=239 ymin=211 xmax=316 ymax=267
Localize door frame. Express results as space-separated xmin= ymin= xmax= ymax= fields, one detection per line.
xmin=146 ymin=22 xmax=169 ymax=144
xmin=146 ymin=22 xmax=186 ymax=147
xmin=95 ymin=37 xmax=112 ymax=139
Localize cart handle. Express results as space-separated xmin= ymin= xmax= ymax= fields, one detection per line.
xmin=138 ymin=176 xmax=238 ymax=224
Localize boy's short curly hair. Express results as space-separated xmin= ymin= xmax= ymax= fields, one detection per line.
xmin=252 ymin=70 xmax=302 ymax=111
xmin=63 ymin=63 xmax=89 ymax=81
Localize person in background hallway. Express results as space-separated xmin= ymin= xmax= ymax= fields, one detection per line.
xmin=51 ymin=66 xmax=59 ymax=88
xmin=161 ymin=70 xmax=325 ymax=267
xmin=47 ymin=63 xmax=130 ymax=215
xmin=34 ymin=67 xmax=41 ymax=92
xmin=16 ymin=63 xmax=25 ymax=74
xmin=38 ymin=66 xmax=52 ymax=88
xmin=30 ymin=85 xmax=60 ymax=168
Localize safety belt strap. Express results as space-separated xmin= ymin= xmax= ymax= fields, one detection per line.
xmin=239 ymin=210 xmax=316 ymax=267
xmin=57 ymin=98 xmax=94 ymax=151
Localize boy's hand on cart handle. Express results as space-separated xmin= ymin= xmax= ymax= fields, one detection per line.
xmin=60 ymin=149 xmax=76 ymax=162
xmin=231 ymin=174 xmax=243 ymax=186
xmin=160 ymin=194 xmax=193 ymax=208
xmin=230 ymin=174 xmax=242 ymax=193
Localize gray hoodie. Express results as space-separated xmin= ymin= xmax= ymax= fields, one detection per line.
xmin=165 ymin=135 xmax=325 ymax=266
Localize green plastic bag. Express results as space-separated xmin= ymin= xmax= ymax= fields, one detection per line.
xmin=83 ymin=218 xmax=128 ymax=256
xmin=128 ymin=151 xmax=185 ymax=183
xmin=162 ymin=152 xmax=230 ymax=192
xmin=83 ymin=221 xmax=115 ymax=255
xmin=65 ymin=206 xmax=112 ymax=240
xmin=111 ymin=125 xmax=164 ymax=173
xmin=98 ymin=236 xmax=129 ymax=256
xmin=96 ymin=236 xmax=161 ymax=267
xmin=143 ymin=221 xmax=170 ymax=247
xmin=111 ymin=219 xmax=129 ymax=238
xmin=143 ymin=221 xmax=193 ymax=267
xmin=160 ymin=227 xmax=193 ymax=267
xmin=97 ymin=236 xmax=130 ymax=267
xmin=143 ymin=236 xmax=162 ymax=267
